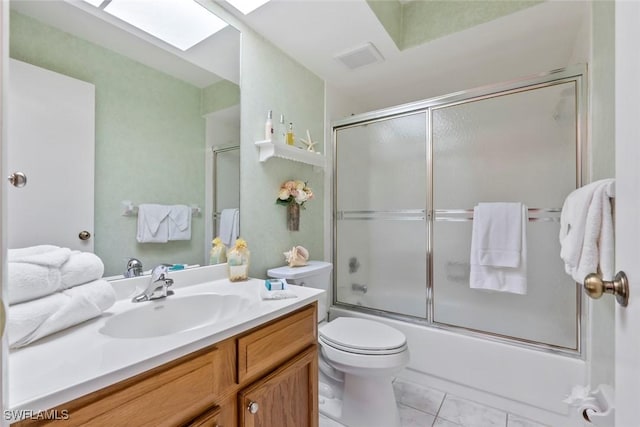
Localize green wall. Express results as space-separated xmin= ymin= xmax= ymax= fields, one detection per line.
xmin=240 ymin=29 xmax=325 ymax=278
xmin=367 ymin=0 xmax=542 ymax=50
xmin=10 ymin=11 xmax=207 ymax=276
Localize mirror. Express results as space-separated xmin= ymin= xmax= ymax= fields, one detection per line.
xmin=7 ymin=0 xmax=241 ymax=277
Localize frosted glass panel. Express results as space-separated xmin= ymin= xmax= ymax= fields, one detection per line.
xmin=432 ymin=82 xmax=577 ymax=209
xmin=335 ymin=112 xmax=427 ymax=318
xmin=336 ymin=219 xmax=427 ymax=318
xmin=431 ymin=82 xmax=579 ymax=349
xmin=336 ymin=112 xmax=427 ymax=211
xmin=432 ymin=221 xmax=577 ymax=348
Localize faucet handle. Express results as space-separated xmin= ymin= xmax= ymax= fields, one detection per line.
xmin=151 ymin=264 xmax=173 ymax=282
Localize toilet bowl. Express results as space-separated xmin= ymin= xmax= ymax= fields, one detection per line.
xmin=319 ymin=317 xmax=409 ymax=427
xmin=267 ymin=262 xmax=410 ymax=427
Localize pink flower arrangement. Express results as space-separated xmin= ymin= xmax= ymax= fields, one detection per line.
xmin=276 ymin=180 xmax=314 ymax=207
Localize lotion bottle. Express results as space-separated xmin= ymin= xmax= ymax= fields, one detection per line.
xmin=265 ymin=110 xmax=273 ymax=141
xmin=278 ymin=114 xmax=286 ymax=144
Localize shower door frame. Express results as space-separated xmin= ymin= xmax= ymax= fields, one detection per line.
xmin=332 ymin=64 xmax=588 ymax=357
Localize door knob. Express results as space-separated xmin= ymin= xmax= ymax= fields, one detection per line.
xmin=78 ymin=231 xmax=91 ymax=241
xmin=247 ymin=401 xmax=259 ymax=414
xmin=583 ymin=271 xmax=629 ymax=307
xmin=7 ymin=172 xmax=27 ymax=188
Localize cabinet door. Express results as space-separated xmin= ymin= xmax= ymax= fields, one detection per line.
xmin=184 ymin=405 xmax=220 ymax=427
xmin=238 ymin=346 xmax=318 ymax=427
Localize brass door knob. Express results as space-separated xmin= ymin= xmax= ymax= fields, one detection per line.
xmin=78 ymin=231 xmax=91 ymax=241
xmin=584 ymin=271 xmax=629 ymax=307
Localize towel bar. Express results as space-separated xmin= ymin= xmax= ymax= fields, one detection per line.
xmin=121 ymin=201 xmax=201 ymax=217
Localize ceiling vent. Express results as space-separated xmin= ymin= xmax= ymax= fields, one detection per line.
xmin=334 ymin=42 xmax=384 ymax=70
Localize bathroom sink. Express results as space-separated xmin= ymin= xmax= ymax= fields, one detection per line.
xmin=100 ymin=293 xmax=253 ymax=339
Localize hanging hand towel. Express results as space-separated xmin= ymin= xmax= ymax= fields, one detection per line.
xmin=137 ymin=204 xmax=171 ymax=243
xmin=559 ymin=179 xmax=615 ymax=282
xmin=168 ymin=205 xmax=192 ymax=241
xmin=219 ymin=208 xmax=239 ymax=247
xmin=469 ymin=203 xmax=528 ymax=294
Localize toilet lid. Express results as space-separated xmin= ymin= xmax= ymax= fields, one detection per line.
xmin=319 ymin=317 xmax=407 ymax=354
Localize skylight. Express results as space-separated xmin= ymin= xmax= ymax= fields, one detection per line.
xmin=81 ymin=0 xmax=228 ymax=51
xmin=225 ymin=0 xmax=270 ymax=15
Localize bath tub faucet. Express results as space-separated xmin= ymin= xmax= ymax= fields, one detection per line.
xmin=131 ymin=264 xmax=174 ymax=302
xmin=351 ymin=283 xmax=368 ymax=294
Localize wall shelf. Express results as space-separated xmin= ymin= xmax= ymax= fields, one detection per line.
xmin=255 ymin=139 xmax=325 ymax=168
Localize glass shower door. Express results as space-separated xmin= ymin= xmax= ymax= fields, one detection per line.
xmin=334 ymin=112 xmax=428 ymax=318
xmin=430 ymin=81 xmax=581 ymax=350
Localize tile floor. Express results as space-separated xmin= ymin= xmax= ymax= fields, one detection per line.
xmin=319 ymin=378 xmax=550 ymax=427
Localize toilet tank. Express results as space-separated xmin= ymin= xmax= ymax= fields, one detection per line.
xmin=267 ymin=261 xmax=333 ymax=321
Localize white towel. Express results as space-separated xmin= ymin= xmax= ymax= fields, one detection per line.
xmin=8 ymin=279 xmax=116 ymax=348
xmin=8 ymin=245 xmax=61 ymax=261
xmin=60 ymin=251 xmax=105 ymax=289
xmin=168 ymin=205 xmax=192 ymax=241
xmin=470 ymin=203 xmax=528 ymax=294
xmin=559 ymin=179 xmax=615 ymax=283
xmin=137 ymin=204 xmax=171 ymax=243
xmin=8 ymin=262 xmax=63 ymax=305
xmin=219 ymin=208 xmax=239 ymax=247
xmin=8 ymin=246 xmax=71 ymax=267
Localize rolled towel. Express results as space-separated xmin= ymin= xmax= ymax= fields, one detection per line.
xmin=8 ymin=279 xmax=116 ymax=348
xmin=8 ymin=246 xmax=71 ymax=267
xmin=60 ymin=251 xmax=105 ymax=289
xmin=8 ymin=245 xmax=60 ymax=261
xmin=8 ymin=262 xmax=63 ymax=305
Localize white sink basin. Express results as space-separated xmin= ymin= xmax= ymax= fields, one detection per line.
xmin=100 ymin=293 xmax=253 ymax=339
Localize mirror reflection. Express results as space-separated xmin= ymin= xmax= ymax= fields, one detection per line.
xmin=7 ymin=0 xmax=241 ymax=277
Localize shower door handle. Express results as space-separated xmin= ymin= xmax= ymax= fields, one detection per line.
xmin=583 ymin=271 xmax=629 ymax=307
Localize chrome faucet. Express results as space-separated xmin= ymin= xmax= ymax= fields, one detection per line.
xmin=124 ymin=258 xmax=143 ymax=278
xmin=131 ymin=264 xmax=174 ymax=303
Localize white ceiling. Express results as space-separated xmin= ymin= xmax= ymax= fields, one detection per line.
xmin=10 ymin=0 xmax=240 ymax=87
xmin=233 ymin=0 xmax=589 ymax=111
xmin=10 ymin=0 xmax=589 ymax=112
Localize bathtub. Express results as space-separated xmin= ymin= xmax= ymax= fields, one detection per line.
xmin=329 ymin=302 xmax=588 ymax=427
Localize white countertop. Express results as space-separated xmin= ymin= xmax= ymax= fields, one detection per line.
xmin=8 ymin=264 xmax=324 ymax=416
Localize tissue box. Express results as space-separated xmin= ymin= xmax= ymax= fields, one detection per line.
xmin=265 ymin=279 xmax=286 ymax=291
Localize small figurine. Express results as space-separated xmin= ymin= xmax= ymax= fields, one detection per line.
xmin=299 ymin=130 xmax=318 ymax=152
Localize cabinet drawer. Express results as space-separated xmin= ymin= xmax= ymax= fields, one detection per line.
xmin=13 ymin=342 xmax=235 ymax=427
xmin=237 ymin=304 xmax=317 ymax=383
xmin=183 ymin=405 xmax=220 ymax=427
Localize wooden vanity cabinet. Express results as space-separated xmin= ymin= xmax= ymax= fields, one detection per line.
xmin=12 ymin=303 xmax=318 ymax=427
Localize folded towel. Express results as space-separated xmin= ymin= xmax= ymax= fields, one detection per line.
xmin=8 ymin=246 xmax=71 ymax=267
xmin=219 ymin=208 xmax=239 ymax=247
xmin=474 ymin=203 xmax=523 ymax=268
xmin=8 ymin=262 xmax=62 ymax=305
xmin=8 ymin=279 xmax=116 ymax=348
xmin=60 ymin=251 xmax=105 ymax=289
xmin=560 ymin=179 xmax=615 ymax=282
xmin=137 ymin=204 xmax=171 ymax=243
xmin=470 ymin=203 xmax=528 ymax=294
xmin=8 ymin=245 xmax=61 ymax=261
xmin=168 ymin=205 xmax=192 ymax=241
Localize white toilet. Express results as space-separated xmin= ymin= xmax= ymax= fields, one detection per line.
xmin=267 ymin=261 xmax=410 ymax=427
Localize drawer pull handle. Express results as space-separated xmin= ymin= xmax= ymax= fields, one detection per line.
xmin=248 ymin=401 xmax=259 ymax=414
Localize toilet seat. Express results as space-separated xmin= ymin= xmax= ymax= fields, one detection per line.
xmin=319 ymin=317 xmax=407 ymax=355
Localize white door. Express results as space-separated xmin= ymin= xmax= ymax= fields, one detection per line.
xmin=7 ymin=59 xmax=95 ymax=252
xmin=614 ymin=2 xmax=640 ymax=426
